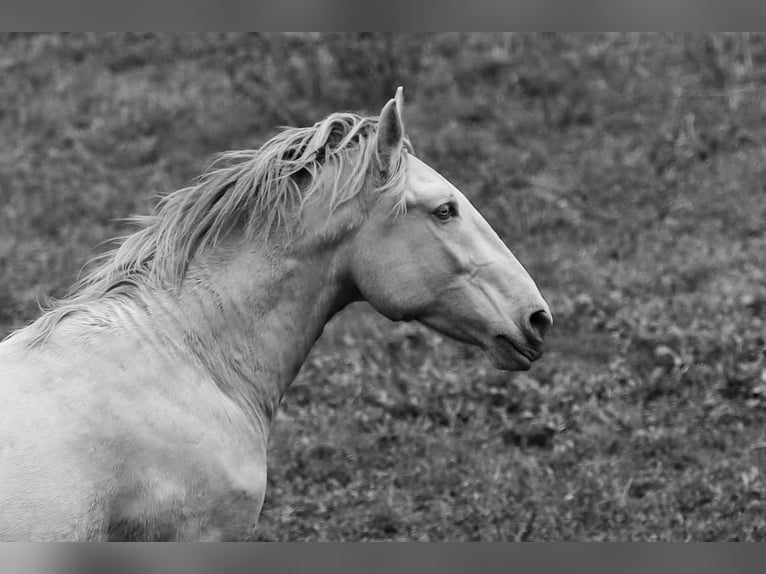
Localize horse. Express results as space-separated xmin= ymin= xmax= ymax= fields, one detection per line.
xmin=0 ymin=87 xmax=552 ymax=541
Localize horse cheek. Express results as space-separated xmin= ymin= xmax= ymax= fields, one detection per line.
xmin=350 ymin=244 xmax=424 ymax=321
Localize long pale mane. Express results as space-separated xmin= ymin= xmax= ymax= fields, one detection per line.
xmin=14 ymin=111 xmax=410 ymax=345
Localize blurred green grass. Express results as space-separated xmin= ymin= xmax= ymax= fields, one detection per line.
xmin=2 ymin=33 xmax=766 ymax=540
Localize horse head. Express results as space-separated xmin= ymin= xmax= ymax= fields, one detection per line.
xmin=349 ymin=88 xmax=552 ymax=370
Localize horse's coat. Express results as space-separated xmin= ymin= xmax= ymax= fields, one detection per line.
xmin=0 ymin=88 xmax=552 ymax=540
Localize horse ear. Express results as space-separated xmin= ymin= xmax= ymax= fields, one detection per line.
xmin=377 ymin=86 xmax=405 ymax=170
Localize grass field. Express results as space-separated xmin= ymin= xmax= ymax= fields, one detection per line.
xmin=2 ymin=33 xmax=766 ymax=540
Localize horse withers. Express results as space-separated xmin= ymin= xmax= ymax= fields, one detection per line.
xmin=0 ymin=88 xmax=552 ymax=540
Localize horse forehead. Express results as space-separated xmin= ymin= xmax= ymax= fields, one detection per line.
xmin=406 ymin=155 xmax=460 ymax=201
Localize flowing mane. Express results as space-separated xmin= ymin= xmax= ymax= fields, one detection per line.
xmin=14 ymin=111 xmax=410 ymax=345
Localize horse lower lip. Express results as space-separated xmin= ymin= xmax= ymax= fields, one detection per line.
xmin=495 ymin=335 xmax=533 ymax=365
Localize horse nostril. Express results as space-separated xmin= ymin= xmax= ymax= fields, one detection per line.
xmin=527 ymin=309 xmax=553 ymax=342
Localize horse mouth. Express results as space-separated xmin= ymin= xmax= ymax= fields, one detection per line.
xmin=489 ymin=335 xmax=542 ymax=371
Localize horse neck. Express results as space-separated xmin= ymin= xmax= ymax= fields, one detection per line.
xmin=157 ymin=237 xmax=354 ymax=432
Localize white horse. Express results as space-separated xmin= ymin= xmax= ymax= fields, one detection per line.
xmin=0 ymin=88 xmax=552 ymax=540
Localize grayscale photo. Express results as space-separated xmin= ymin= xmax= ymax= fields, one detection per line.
xmin=0 ymin=33 xmax=764 ymax=541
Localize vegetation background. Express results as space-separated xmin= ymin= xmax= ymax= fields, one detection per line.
xmin=1 ymin=33 xmax=766 ymax=540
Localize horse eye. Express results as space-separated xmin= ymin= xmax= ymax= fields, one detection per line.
xmin=434 ymin=203 xmax=455 ymax=221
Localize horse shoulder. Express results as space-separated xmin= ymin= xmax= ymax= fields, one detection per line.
xmin=0 ymin=329 xmax=268 ymax=541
